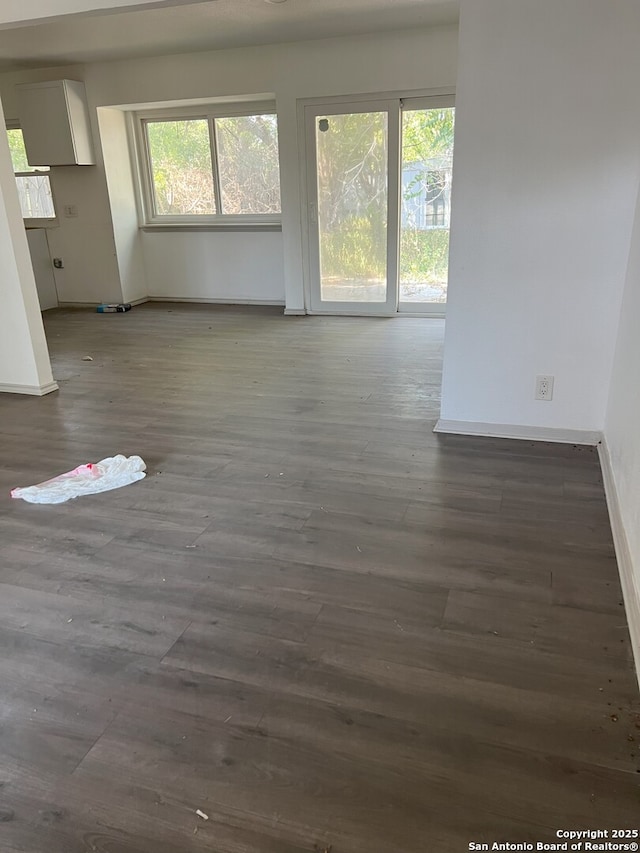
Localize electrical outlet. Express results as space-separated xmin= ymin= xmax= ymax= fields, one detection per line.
xmin=535 ymin=374 xmax=554 ymax=401
xmin=63 ymin=204 xmax=78 ymax=218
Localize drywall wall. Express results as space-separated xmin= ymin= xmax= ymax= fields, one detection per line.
xmin=440 ymin=0 xmax=640 ymax=436
xmin=141 ymin=231 xmax=284 ymax=303
xmin=0 ymin=25 xmax=458 ymax=308
xmin=603 ymin=169 xmax=640 ymax=668
xmin=0 ymin=96 xmax=56 ymax=394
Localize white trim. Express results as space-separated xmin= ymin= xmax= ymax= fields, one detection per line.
xmin=147 ymin=297 xmax=284 ymax=307
xmin=598 ymin=438 xmax=640 ymax=689
xmin=135 ymin=101 xmax=277 ymax=122
xmin=0 ymin=380 xmax=58 ymax=396
xmin=57 ymin=301 xmax=103 ymax=308
xmin=398 ymin=304 xmax=446 ymax=317
xmin=434 ymin=419 xmax=602 ymax=446
xmin=113 ymin=93 xmax=277 ymax=113
xmin=305 ymin=309 xmax=397 ymax=317
xmin=304 ymin=309 xmax=445 ymax=318
xmin=141 ymin=218 xmax=281 ymax=231
xmin=284 ymin=308 xmax=306 ymax=316
xmin=57 ymin=297 xmax=148 ymax=308
xmin=402 ymin=95 xmax=456 ymax=110
xmin=58 ymin=297 xmax=283 ymax=308
xmin=300 ymin=88 xmax=456 ymax=109
xmin=135 ymin=106 xmax=281 ymax=227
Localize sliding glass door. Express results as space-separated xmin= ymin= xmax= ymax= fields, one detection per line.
xmin=305 ymin=96 xmax=454 ymax=315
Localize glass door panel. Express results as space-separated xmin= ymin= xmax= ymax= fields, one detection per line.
xmin=306 ymin=101 xmax=400 ymax=314
xmin=317 ymin=111 xmax=388 ymax=303
xmin=399 ymin=106 xmax=455 ymax=313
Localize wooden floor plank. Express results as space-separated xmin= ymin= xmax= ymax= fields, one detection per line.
xmin=0 ymin=303 xmax=637 ymax=852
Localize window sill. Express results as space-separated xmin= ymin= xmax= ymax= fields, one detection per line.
xmin=141 ymin=221 xmax=282 ymax=233
xmin=24 ymin=219 xmax=59 ymax=230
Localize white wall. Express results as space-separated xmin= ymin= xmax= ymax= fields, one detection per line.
xmin=142 ymin=231 xmax=284 ymax=303
xmin=603 ymin=172 xmax=640 ymax=669
xmin=0 ymin=25 xmax=458 ymax=308
xmin=440 ymin=0 xmax=640 ymax=438
xmin=0 ymin=96 xmax=56 ymax=394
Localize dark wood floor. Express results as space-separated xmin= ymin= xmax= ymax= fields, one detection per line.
xmin=0 ymin=303 xmax=638 ymax=853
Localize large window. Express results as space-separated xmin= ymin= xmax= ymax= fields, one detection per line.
xmin=6 ymin=127 xmax=56 ymax=220
xmin=138 ymin=106 xmax=281 ymax=225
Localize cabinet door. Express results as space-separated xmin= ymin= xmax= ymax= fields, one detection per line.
xmin=17 ymin=80 xmax=95 ymax=167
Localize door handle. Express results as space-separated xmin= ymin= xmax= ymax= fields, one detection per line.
xmin=309 ymin=201 xmax=317 ymax=225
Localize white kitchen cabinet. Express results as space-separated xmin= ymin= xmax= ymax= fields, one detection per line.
xmin=16 ymin=79 xmax=95 ymax=167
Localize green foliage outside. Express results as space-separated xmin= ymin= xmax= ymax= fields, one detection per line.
xmin=216 ymin=115 xmax=280 ymax=214
xmin=316 ymin=111 xmax=388 ymax=281
xmin=318 ymin=107 xmax=455 ymax=285
xmin=146 ymin=115 xmax=280 ymax=216
xmin=320 ymin=218 xmax=449 ymax=286
xmin=400 ymin=227 xmax=450 ymax=285
xmin=320 ymin=217 xmax=384 ymax=280
xmin=7 ymin=129 xmax=34 ymax=172
xmin=147 ymin=119 xmax=216 ymax=215
xmin=402 ymin=108 xmax=455 ymax=167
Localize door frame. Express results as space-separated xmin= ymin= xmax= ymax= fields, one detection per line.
xmin=297 ymin=89 xmax=455 ymax=317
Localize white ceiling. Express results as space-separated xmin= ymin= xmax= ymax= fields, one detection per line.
xmin=0 ymin=0 xmax=459 ymax=71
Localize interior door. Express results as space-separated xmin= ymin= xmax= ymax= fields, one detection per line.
xmin=305 ymin=101 xmax=400 ymax=314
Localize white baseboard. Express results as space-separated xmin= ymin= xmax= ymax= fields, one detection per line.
xmin=57 ymin=298 xmax=148 ymax=308
xmin=284 ymin=308 xmax=306 ymax=316
xmin=0 ymin=380 xmax=58 ymax=396
xmin=59 ymin=297 xmax=284 ymax=310
xmin=598 ymin=439 xmax=640 ymax=689
xmin=434 ymin=419 xmax=601 ymax=446
xmin=147 ymin=296 xmax=284 ymax=307
xmin=57 ymin=301 xmax=102 ymax=308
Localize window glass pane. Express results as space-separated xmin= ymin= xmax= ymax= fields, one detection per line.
xmin=315 ymin=111 xmax=388 ymax=303
xmin=7 ymin=128 xmax=49 ymax=173
xmin=146 ymin=119 xmax=216 ymax=215
xmin=400 ymin=107 xmax=455 ymax=304
xmin=16 ymin=175 xmax=56 ymax=218
xmin=215 ymin=114 xmax=281 ymax=214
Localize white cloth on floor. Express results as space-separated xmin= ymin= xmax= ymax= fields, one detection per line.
xmin=10 ymin=455 xmax=146 ymax=504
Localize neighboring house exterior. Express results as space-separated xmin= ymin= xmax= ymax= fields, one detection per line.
xmin=401 ymin=157 xmax=453 ymax=230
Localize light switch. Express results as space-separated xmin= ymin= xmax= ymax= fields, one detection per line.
xmin=63 ymin=204 xmax=78 ymax=218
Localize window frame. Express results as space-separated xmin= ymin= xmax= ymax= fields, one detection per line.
xmin=134 ymin=102 xmax=282 ymax=229
xmin=6 ymin=122 xmax=57 ymax=226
